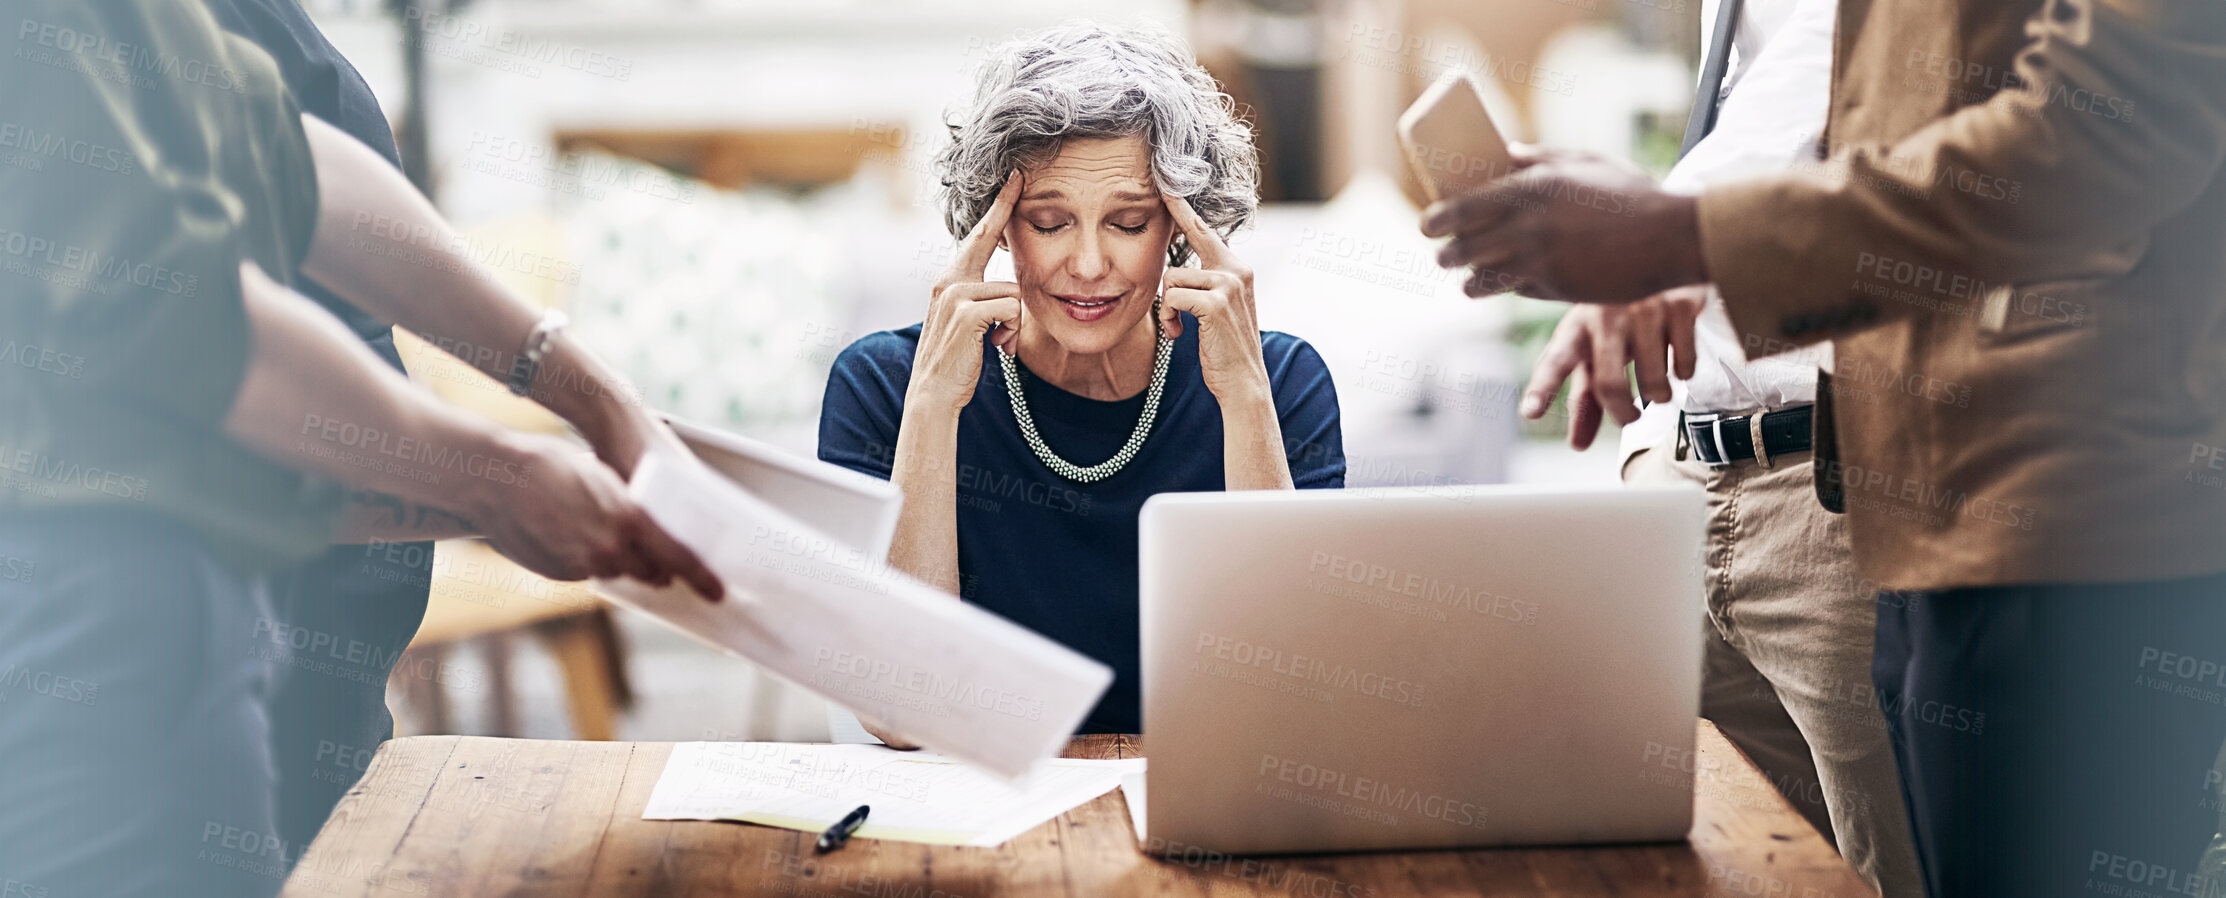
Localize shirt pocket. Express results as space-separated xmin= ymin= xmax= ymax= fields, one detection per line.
xmin=1976 ymin=278 xmax=2100 ymax=344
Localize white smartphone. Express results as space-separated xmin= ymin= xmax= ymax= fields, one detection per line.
xmin=1396 ymin=70 xmax=1517 ymax=203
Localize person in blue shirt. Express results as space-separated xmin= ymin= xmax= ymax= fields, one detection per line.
xmin=819 ymin=23 xmax=1345 ymax=741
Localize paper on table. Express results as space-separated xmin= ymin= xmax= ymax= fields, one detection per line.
xmin=1119 ymin=766 xmax=1147 ymax=842
xmin=594 ymin=449 xmax=1114 ymax=779
xmin=643 ymin=742 xmax=1145 ymax=848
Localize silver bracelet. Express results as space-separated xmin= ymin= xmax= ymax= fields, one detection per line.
xmin=506 ymin=309 xmax=569 ymax=397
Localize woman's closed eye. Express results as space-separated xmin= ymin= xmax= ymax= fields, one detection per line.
xmin=1027 ymin=219 xmax=1149 ymax=236
xmin=1106 ymin=207 xmax=1162 ymax=236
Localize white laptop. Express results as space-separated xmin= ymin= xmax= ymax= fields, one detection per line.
xmin=1139 ymin=485 xmax=1706 ymax=854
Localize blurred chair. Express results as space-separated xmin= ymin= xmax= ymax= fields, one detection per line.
xmin=393 ymin=539 xmax=634 ymax=740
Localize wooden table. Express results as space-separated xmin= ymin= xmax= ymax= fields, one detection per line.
xmin=284 ymin=722 xmax=1874 ymax=897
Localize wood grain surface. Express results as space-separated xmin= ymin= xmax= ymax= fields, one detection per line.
xmin=283 ymin=722 xmax=1874 ymax=897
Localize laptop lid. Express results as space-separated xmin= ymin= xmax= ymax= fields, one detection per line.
xmin=1140 ymin=485 xmax=1705 ymax=854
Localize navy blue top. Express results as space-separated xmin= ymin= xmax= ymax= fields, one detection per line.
xmin=207 ymin=0 xmax=408 ymax=370
xmin=818 ymin=314 xmax=1345 ymax=733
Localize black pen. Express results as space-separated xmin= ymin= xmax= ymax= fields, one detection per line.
xmin=816 ymin=804 xmax=870 ymax=854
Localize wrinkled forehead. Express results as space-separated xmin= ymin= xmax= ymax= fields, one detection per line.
xmin=1020 ymin=136 xmax=1156 ymax=205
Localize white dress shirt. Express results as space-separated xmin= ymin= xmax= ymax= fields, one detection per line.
xmin=1620 ymin=0 xmax=1837 ymax=461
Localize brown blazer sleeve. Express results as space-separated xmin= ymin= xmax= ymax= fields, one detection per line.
xmin=1698 ymin=0 xmax=2226 ymax=350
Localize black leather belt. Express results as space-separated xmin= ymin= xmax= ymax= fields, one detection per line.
xmin=1683 ymin=405 xmax=1814 ymax=467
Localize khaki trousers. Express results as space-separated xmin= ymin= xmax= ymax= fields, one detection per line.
xmin=1625 ymin=432 xmax=1924 ymax=898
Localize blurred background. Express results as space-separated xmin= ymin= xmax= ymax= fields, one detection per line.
xmin=302 ymin=0 xmax=1701 ymax=743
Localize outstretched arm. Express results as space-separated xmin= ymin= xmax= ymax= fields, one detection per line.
xmin=297 ymin=114 xmax=681 ymax=477
xmin=1425 ymin=1 xmax=2226 ymax=352
xmin=1697 ymin=0 xmax=2226 ymax=348
xmin=224 ymin=260 xmax=722 ymax=597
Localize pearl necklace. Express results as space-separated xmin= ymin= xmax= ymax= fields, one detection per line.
xmin=998 ymin=299 xmax=1173 ymax=484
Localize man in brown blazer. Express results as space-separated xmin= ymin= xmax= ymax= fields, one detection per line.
xmin=1423 ymin=1 xmax=2226 ymax=894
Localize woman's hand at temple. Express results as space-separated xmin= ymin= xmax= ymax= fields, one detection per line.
xmin=877 ymin=172 xmax=1025 ymax=701
xmin=911 ymin=172 xmax=1026 ymax=411
xmin=1156 ymin=192 xmax=1269 ymax=406
xmin=1156 ymin=191 xmax=1293 ymax=491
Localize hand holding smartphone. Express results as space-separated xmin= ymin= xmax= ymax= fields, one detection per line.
xmin=1396 ymin=71 xmax=1517 ymax=203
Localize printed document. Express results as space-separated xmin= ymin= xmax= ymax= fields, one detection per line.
xmin=596 ymin=448 xmax=1114 ymax=778
xmin=644 ymin=742 xmax=1145 ymax=847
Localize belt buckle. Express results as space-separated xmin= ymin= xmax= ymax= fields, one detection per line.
xmin=1686 ymin=412 xmax=1733 ymax=468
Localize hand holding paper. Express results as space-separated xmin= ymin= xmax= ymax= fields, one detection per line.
xmin=594 ymin=443 xmax=1113 ymax=778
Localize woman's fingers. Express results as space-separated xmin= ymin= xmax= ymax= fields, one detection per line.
xmin=1159 ymin=200 xmax=1259 ymax=339
xmin=1163 ymin=283 xmax=1242 ymax=341
xmin=937 ymin=280 xmax=1022 ymax=305
xmin=1164 ymin=267 xmax=1248 ymax=316
xmin=1160 ymin=265 xmax=1237 ymax=294
xmin=1160 ymin=190 xmax=1228 ymax=269
xmin=938 ymin=281 xmax=1022 ymax=346
xmin=947 ymin=282 xmax=1022 ymax=341
xmin=989 ymin=298 xmax=1024 ymax=350
xmin=1161 ymin=265 xmax=1243 ymax=339
xmin=1160 ymin=286 xmax=1222 ymax=311
xmin=958 ymin=295 xmax=1023 ymax=340
xmin=1156 ymin=287 xmax=1186 ymax=340
xmin=913 ymin=280 xmax=1023 ymax=410
xmin=947 ymin=170 xmax=1023 ymax=284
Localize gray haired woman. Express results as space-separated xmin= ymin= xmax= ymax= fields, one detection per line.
xmin=818 ymin=22 xmax=1345 ymax=742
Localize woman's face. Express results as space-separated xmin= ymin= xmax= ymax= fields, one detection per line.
xmin=1003 ymin=135 xmax=1172 ymax=356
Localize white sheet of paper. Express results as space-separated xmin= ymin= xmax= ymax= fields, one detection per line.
xmin=1119 ymin=766 xmax=1148 ymax=842
xmin=643 ymin=742 xmax=1145 ymax=847
xmin=595 ymin=449 xmax=1114 ymax=778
